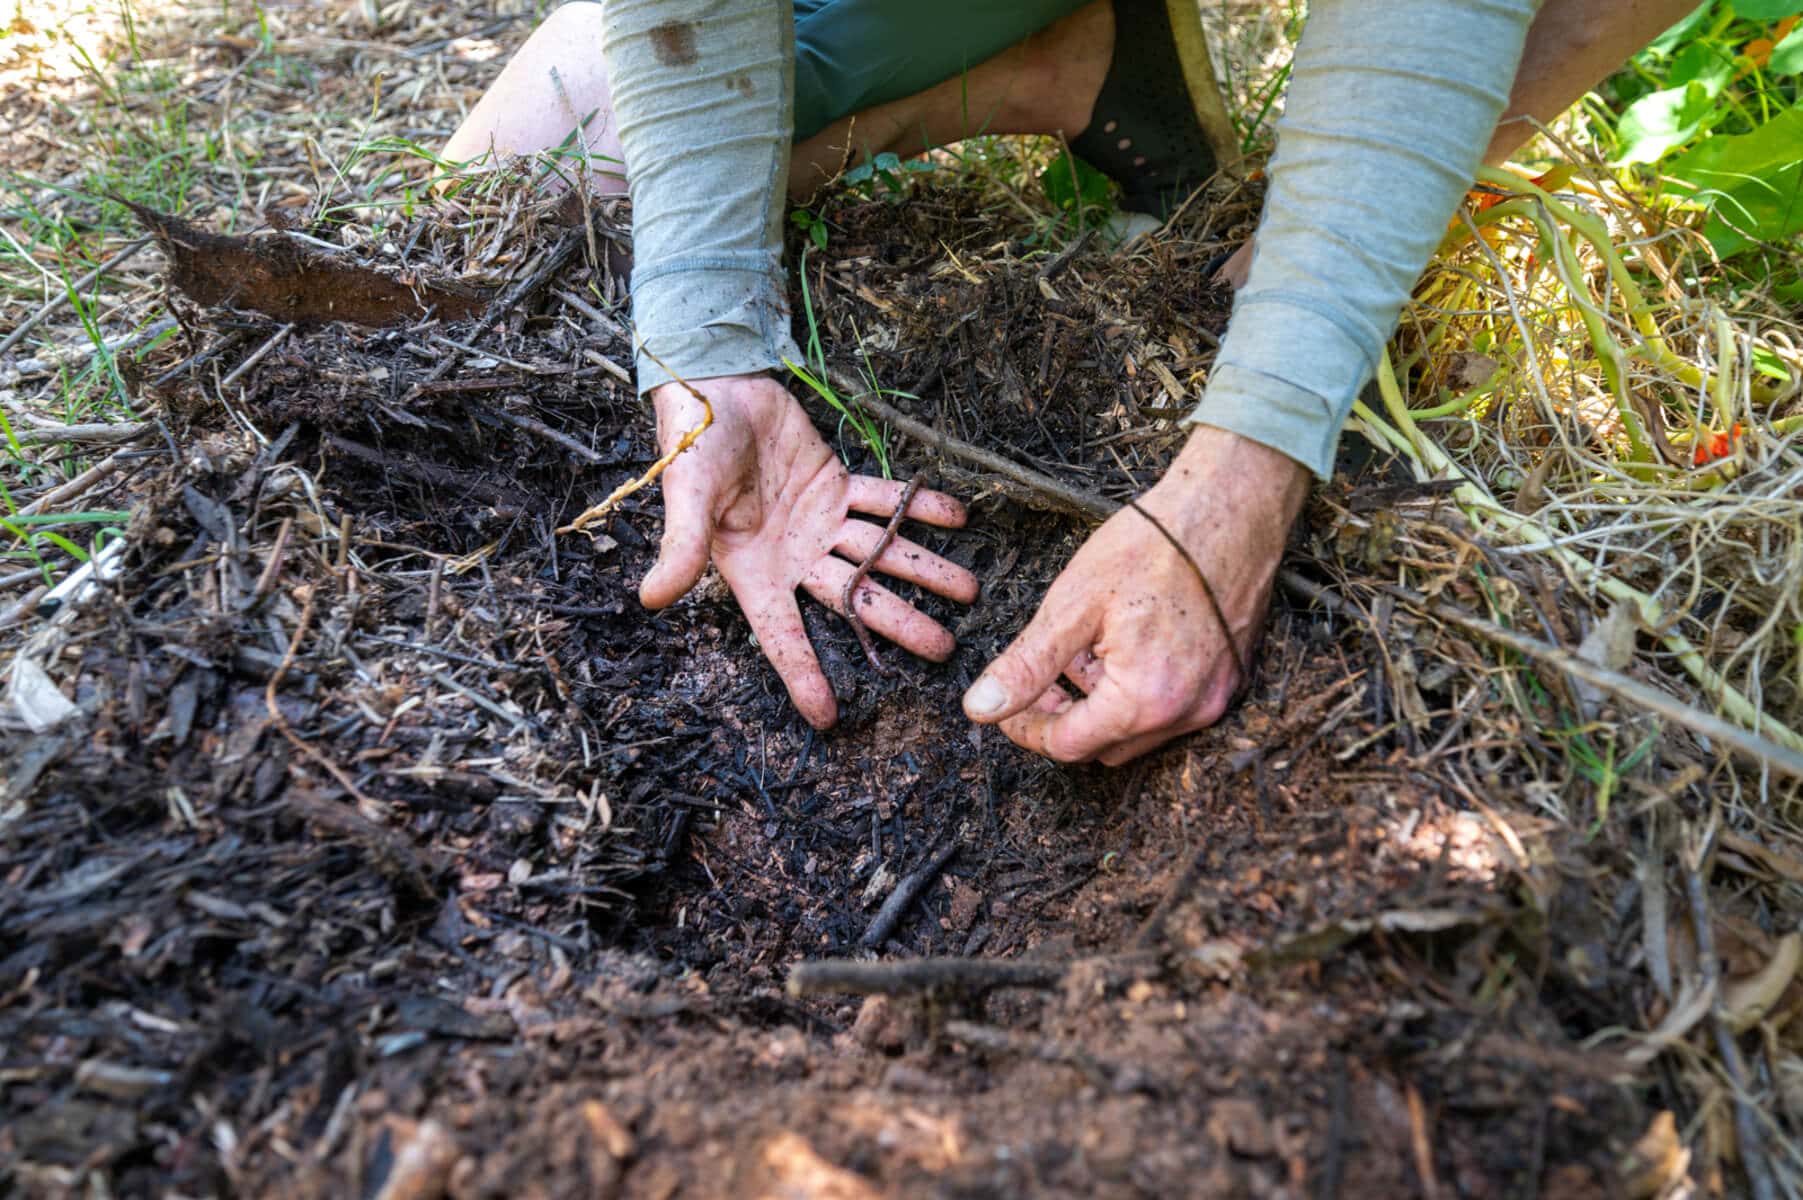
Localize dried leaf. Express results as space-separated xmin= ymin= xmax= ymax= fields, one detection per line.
xmin=1621 ymin=1110 xmax=1691 ymax=1200
xmin=1624 ymin=973 xmax=1714 ymax=1067
xmin=1723 ymin=931 xmax=1802 ymax=1033
xmin=1573 ymin=601 xmax=1639 ymax=716
xmin=126 ymin=201 xmax=487 ymax=326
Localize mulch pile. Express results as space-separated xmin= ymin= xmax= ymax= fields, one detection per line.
xmin=5 ymin=5 xmax=1801 ymax=1198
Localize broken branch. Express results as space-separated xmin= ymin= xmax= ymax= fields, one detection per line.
xmin=558 ymin=341 xmax=712 ymax=535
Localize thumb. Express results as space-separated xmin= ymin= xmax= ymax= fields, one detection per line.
xmin=639 ymin=473 xmax=715 ymax=609
xmin=963 ymin=600 xmax=1095 ymax=725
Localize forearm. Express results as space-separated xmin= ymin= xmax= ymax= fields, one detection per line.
xmin=602 ymin=0 xmax=801 ymax=392
xmin=1186 ymin=0 xmax=1540 ymax=478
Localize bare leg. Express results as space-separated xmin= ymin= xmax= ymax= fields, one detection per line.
xmin=789 ymin=2 xmax=1111 ymax=199
xmin=1213 ymin=0 xmax=1702 ymax=287
xmin=442 ymin=1 xmax=1112 ymax=203
xmin=442 ymin=4 xmax=626 ymax=187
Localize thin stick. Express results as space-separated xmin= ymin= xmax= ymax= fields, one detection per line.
xmin=861 ymin=838 xmax=958 ymax=948
xmin=404 ymin=227 xmax=587 ymax=399
xmin=487 ymin=406 xmax=604 ymax=464
xmin=266 ymin=586 xmax=379 ymax=809
xmin=841 ymin=474 xmax=922 ymax=677
xmin=558 ymin=341 xmax=712 ymax=534
xmin=1280 ymin=570 xmax=1803 ymax=782
xmin=17 ymin=450 xmax=129 ymax=517
xmin=0 ymin=316 xmax=177 ymax=386
xmin=822 ymin=365 xmax=1116 ymax=522
xmin=0 ymin=236 xmax=152 ymax=358
xmin=1682 ymin=833 xmax=1780 ymax=1200
xmin=789 ymin=956 xmax=1066 ymax=997
xmin=218 ymin=323 xmax=293 ymax=392
xmin=9 ymin=420 xmax=150 ymax=446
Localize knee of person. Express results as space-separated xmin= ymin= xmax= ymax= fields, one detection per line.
xmin=541 ymin=2 xmax=605 ymax=39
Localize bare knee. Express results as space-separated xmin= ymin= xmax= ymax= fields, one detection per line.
xmin=539 ymin=1 xmax=606 ymax=39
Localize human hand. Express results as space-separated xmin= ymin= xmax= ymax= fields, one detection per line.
xmin=961 ymin=426 xmax=1309 ymax=765
xmin=641 ymin=374 xmax=978 ymax=729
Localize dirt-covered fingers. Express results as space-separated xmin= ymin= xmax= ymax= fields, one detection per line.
xmin=733 ymin=586 xmax=839 ymax=730
xmin=802 ymin=558 xmax=957 ymax=661
xmin=1064 ymin=649 xmax=1103 ymax=694
xmin=999 ymin=674 xmax=1146 ymax=764
xmin=845 ymin=476 xmax=968 ymax=528
xmin=833 ymin=520 xmax=978 ymax=603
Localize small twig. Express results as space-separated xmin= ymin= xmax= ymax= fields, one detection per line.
xmin=1280 ymin=570 xmax=1803 ymax=781
xmin=218 ymin=323 xmax=294 ymax=392
xmin=249 ymin=516 xmax=293 ymax=602
xmin=1037 ymin=228 xmax=1096 ymax=282
xmin=405 ymin=227 xmax=587 ymax=398
xmin=555 ymin=287 xmax=629 ymax=340
xmin=1682 ymin=832 xmax=1780 ymax=1200
xmin=266 ymin=586 xmax=382 ymax=812
xmin=16 ymin=450 xmax=129 ymax=517
xmin=427 ymin=668 xmax=531 ymax=736
xmin=7 ymin=419 xmax=150 ymax=446
xmin=0 ymin=236 xmax=152 ymax=359
xmin=1405 ymin=1083 xmax=1442 ymax=1200
xmin=558 ymin=341 xmax=712 ymax=534
xmin=0 ymin=316 xmax=177 ymax=386
xmin=789 ymin=955 xmax=1065 ymax=998
xmin=486 ymin=406 xmax=604 ymax=464
xmin=823 ymin=365 xmax=1116 ymax=522
xmin=1132 ymin=844 xmax=1209 ymax=950
xmin=861 ymin=838 xmax=959 ymax=948
xmin=841 ymin=474 xmax=923 ymax=677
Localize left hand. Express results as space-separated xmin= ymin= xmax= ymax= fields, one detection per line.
xmin=961 ymin=426 xmax=1310 ymax=765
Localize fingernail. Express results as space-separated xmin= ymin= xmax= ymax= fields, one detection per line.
xmin=964 ymin=675 xmax=1008 ymax=719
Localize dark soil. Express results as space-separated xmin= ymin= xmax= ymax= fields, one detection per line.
xmin=4 ymin=186 xmax=1652 ymax=1198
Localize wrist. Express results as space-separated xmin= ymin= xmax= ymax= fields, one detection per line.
xmin=651 ymin=371 xmax=783 ymax=419
xmin=1154 ymin=425 xmax=1310 ymax=548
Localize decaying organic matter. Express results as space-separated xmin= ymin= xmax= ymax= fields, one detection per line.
xmin=5 ymin=6 xmax=1803 ymax=1196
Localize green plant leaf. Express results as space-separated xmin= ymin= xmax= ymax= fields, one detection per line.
xmin=1665 ymin=104 xmax=1803 ymax=252
xmin=1754 ymin=344 xmax=1792 ymax=381
xmin=1769 ymin=22 xmax=1803 ymax=74
xmin=1648 ymin=2 xmax=1718 ymax=57
xmin=1670 ymin=39 xmax=1737 ymax=93
xmin=1612 ymin=80 xmax=1719 ymax=163
xmin=1731 ymin=0 xmax=1803 ymax=17
xmin=1040 ymin=151 xmax=1112 ymax=214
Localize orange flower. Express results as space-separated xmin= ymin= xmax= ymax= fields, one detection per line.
xmin=1744 ymin=15 xmax=1798 ymax=71
xmin=1693 ymin=422 xmax=1744 ymax=466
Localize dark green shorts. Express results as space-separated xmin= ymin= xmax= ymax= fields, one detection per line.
xmin=791 ymin=0 xmax=1091 ymax=139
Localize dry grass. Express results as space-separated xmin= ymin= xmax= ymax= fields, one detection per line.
xmin=6 ymin=1 xmax=1803 ymax=1194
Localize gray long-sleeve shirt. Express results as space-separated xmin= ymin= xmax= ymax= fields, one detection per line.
xmin=603 ymin=0 xmax=1540 ymax=479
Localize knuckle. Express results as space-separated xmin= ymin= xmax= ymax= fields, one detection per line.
xmin=1044 ymin=730 xmax=1092 ymax=764
xmin=1196 ymin=686 xmax=1234 ymax=729
xmin=1141 ymin=691 xmax=1192 ymax=730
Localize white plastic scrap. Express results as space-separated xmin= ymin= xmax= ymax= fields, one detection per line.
xmin=5 ymin=654 xmax=79 ymax=733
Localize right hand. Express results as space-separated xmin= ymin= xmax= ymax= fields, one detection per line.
xmin=640 ymin=373 xmax=979 ymax=729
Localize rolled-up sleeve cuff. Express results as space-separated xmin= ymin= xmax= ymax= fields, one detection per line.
xmin=628 ymin=261 xmax=802 ymax=394
xmin=1182 ymin=295 xmax=1377 ymax=480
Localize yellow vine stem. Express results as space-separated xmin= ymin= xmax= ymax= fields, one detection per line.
xmin=1354 ymin=348 xmax=1803 ymax=756
xmin=1471 ymin=166 xmax=1792 ymax=410
xmin=557 ymin=342 xmax=714 ymax=536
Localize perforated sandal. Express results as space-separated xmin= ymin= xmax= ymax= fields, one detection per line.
xmin=1072 ymin=0 xmax=1238 ymax=217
